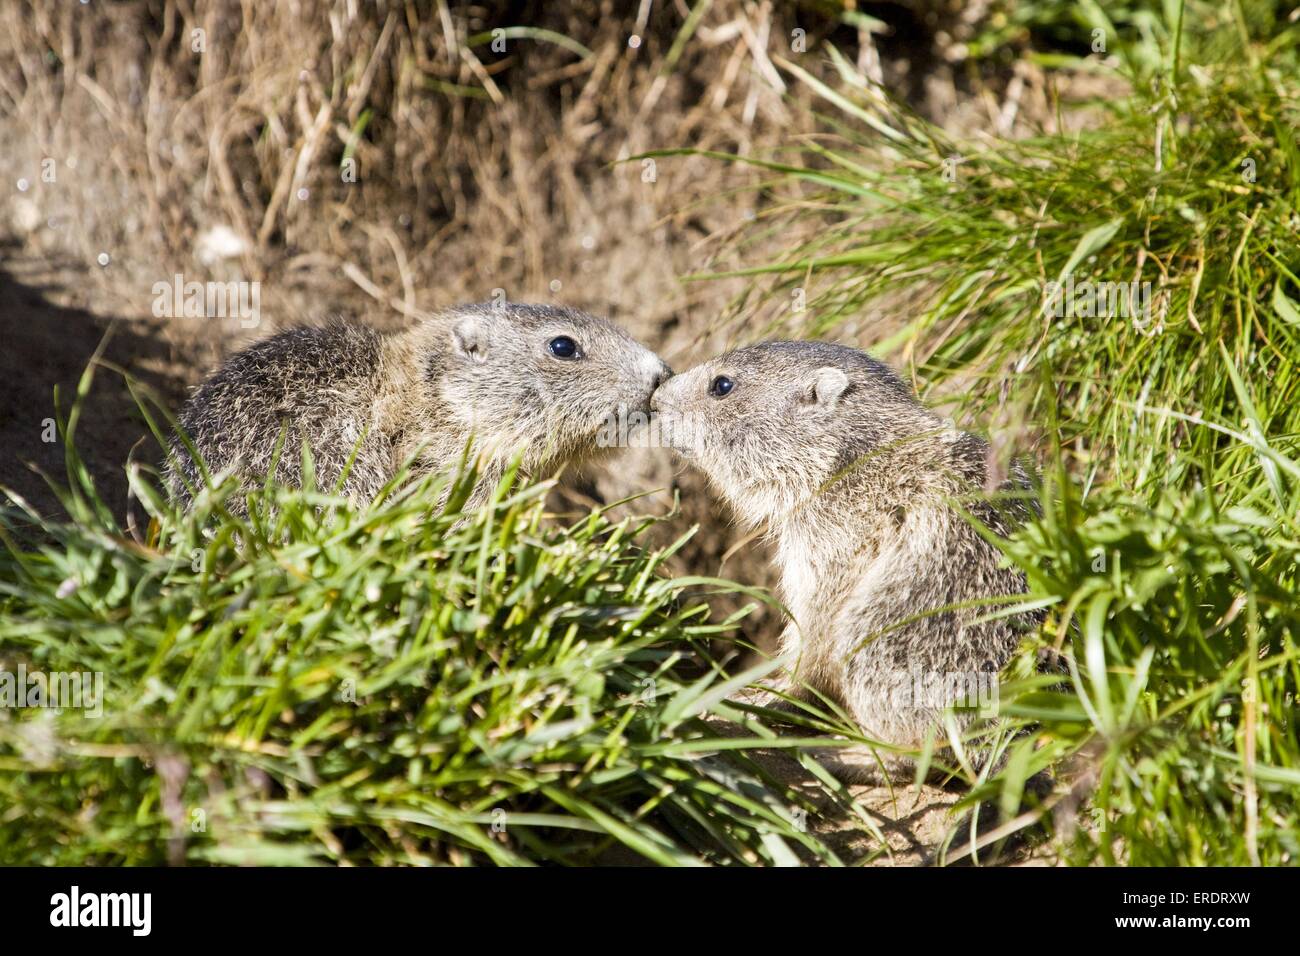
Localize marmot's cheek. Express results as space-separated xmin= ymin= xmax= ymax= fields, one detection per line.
xmin=670 ymin=413 xmax=712 ymax=457
xmin=653 ymin=409 xmax=688 ymax=455
xmin=626 ymin=381 xmax=658 ymax=415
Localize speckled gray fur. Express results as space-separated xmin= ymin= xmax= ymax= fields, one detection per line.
xmin=652 ymin=341 xmax=1039 ymax=780
xmin=168 ymin=303 xmax=671 ymax=509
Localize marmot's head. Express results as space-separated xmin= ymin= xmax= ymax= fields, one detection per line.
xmin=435 ymin=303 xmax=671 ymax=471
xmin=650 ymin=341 xmax=938 ymax=525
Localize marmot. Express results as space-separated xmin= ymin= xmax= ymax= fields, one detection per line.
xmin=651 ymin=341 xmax=1039 ymax=781
xmin=168 ymin=303 xmax=672 ymax=509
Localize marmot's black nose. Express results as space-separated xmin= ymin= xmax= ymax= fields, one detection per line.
xmin=651 ymin=365 xmax=673 ymax=391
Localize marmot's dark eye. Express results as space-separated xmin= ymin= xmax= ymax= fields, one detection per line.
xmin=548 ymin=336 xmax=579 ymax=359
xmin=709 ymin=375 xmax=735 ymax=398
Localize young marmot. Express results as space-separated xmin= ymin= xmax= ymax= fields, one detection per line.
xmin=651 ymin=341 xmax=1038 ymax=780
xmin=168 ymin=303 xmax=671 ymax=509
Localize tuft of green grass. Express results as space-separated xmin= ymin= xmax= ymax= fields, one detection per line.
xmin=990 ymin=450 xmax=1300 ymax=866
xmin=677 ymin=20 xmax=1300 ymax=504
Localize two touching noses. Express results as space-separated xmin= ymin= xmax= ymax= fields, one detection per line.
xmin=647 ymin=354 xmax=674 ymax=410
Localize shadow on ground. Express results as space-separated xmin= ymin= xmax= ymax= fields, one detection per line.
xmin=0 ymin=246 xmax=188 ymax=524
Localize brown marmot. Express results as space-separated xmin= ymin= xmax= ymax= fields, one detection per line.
xmin=168 ymin=303 xmax=671 ymax=509
xmin=650 ymin=340 xmax=1039 ymax=781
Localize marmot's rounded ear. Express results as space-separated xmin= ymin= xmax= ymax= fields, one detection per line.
xmin=451 ymin=314 xmax=487 ymax=362
xmin=808 ymin=366 xmax=850 ymax=407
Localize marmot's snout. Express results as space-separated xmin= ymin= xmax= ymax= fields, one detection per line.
xmin=648 ymin=367 xmax=687 ymax=414
xmin=646 ymin=369 xmax=706 ymax=458
xmin=622 ymin=353 xmax=672 ymax=418
xmin=647 ymin=359 xmax=673 ymax=394
xmin=638 ymin=353 xmax=673 ymax=400
xmin=649 ymin=382 xmax=666 ymax=414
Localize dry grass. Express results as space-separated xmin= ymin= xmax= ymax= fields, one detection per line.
xmin=0 ymin=1 xmax=820 ymax=337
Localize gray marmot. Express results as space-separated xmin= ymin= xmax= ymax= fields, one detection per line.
xmin=651 ymin=341 xmax=1038 ymax=781
xmin=168 ymin=303 xmax=671 ymax=509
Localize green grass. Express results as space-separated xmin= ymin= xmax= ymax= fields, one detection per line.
xmin=676 ymin=0 xmax=1300 ymax=864
xmin=994 ymin=460 xmax=1300 ymax=865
